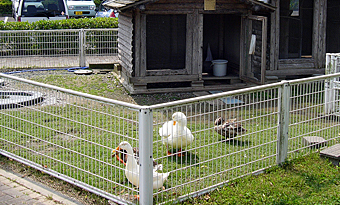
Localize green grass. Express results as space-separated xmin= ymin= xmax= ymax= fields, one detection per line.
xmin=182 ymin=153 xmax=340 ymax=205
xmin=1 ymin=72 xmax=340 ymax=204
xmin=29 ymin=73 xmax=128 ymax=102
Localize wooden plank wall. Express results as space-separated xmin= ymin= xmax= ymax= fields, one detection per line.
xmin=118 ymin=12 xmax=134 ymax=76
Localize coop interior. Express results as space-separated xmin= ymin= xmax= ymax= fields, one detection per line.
xmin=203 ymin=14 xmax=241 ymax=77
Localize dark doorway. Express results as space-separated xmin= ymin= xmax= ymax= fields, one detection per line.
xmin=203 ymin=14 xmax=241 ymax=75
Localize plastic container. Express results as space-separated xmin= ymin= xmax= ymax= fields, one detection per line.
xmin=211 ymin=59 xmax=228 ymax=76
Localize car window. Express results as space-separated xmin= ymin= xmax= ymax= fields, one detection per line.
xmin=21 ymin=0 xmax=66 ymax=17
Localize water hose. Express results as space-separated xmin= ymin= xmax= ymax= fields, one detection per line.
xmin=2 ymin=66 xmax=89 ymax=74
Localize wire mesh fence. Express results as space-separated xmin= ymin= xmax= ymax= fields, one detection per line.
xmin=150 ymin=88 xmax=279 ymax=204
xmin=0 ymin=29 xmax=118 ymax=69
xmin=0 ymin=72 xmax=340 ymax=204
xmin=0 ymin=74 xmax=141 ymax=204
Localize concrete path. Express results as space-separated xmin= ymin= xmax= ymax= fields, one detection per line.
xmin=0 ymin=168 xmax=82 ymax=205
xmin=0 ymin=16 xmax=15 ymax=22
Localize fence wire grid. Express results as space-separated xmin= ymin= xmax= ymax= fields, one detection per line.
xmin=0 ymin=29 xmax=118 ymax=69
xmin=0 ymin=71 xmax=340 ymax=204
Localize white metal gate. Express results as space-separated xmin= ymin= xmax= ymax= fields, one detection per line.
xmin=325 ymin=53 xmax=340 ymax=116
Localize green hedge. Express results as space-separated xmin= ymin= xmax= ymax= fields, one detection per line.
xmin=0 ymin=17 xmax=118 ymax=30
xmin=0 ymin=2 xmax=12 ymax=14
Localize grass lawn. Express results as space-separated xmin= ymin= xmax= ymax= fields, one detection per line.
xmin=183 ymin=153 xmax=340 ymax=205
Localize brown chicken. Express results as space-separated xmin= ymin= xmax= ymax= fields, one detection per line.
xmin=214 ymin=117 xmax=247 ymax=139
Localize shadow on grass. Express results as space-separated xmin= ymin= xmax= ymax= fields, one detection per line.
xmin=167 ymin=151 xmax=199 ymax=165
xmin=221 ymin=138 xmax=251 ymax=146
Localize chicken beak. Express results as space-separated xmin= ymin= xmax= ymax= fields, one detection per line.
xmin=173 ymin=121 xmax=177 ymax=126
xmin=112 ymin=146 xmax=127 ymax=166
xmin=111 ymin=146 xmax=120 ymax=157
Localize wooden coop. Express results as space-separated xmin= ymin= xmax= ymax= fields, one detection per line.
xmin=105 ymin=0 xmax=329 ymax=94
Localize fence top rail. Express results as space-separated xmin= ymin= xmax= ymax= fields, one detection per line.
xmin=326 ymin=53 xmax=340 ymax=57
xmin=2 ymin=72 xmax=340 ymax=110
xmin=0 ymin=28 xmax=118 ymax=33
xmin=149 ymin=73 xmax=340 ymax=109
xmin=288 ymin=72 xmax=340 ymax=85
xmin=0 ymin=73 xmax=142 ymax=110
xmin=150 ymin=81 xmax=284 ymax=110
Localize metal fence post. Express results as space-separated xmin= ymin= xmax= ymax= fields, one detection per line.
xmin=277 ymin=81 xmax=290 ymax=165
xmin=324 ymin=54 xmax=338 ymax=114
xmin=79 ymin=29 xmax=86 ymax=67
xmin=139 ymin=108 xmax=153 ymax=205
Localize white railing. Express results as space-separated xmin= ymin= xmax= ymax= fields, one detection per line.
xmin=0 ymin=29 xmax=118 ymax=69
xmin=0 ymin=72 xmax=340 ymax=204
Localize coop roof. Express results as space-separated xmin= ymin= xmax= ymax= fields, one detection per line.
xmin=103 ymin=0 xmax=276 ymax=12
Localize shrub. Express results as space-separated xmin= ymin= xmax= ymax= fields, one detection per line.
xmin=0 ymin=2 xmax=12 ymax=14
xmin=0 ymin=17 xmax=118 ymax=30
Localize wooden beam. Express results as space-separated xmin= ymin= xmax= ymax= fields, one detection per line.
xmin=270 ymin=0 xmax=279 ymax=71
xmin=266 ymin=68 xmax=325 ymax=77
xmin=130 ymin=74 xmax=198 ymax=83
xmin=186 ymin=12 xmax=193 ymax=75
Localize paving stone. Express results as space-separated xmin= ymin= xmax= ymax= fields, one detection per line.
xmin=320 ymin=144 xmax=340 ymax=166
xmin=2 ymin=188 xmax=25 ymax=197
xmin=34 ymin=197 xmax=52 ymax=204
xmin=0 ymin=194 xmax=14 ymax=201
xmin=0 ymin=191 xmax=6 ymax=196
xmin=22 ymin=189 xmax=35 ymax=196
xmin=36 ymin=200 xmax=56 ymax=205
xmin=26 ymin=192 xmax=41 ymax=199
xmin=6 ymin=182 xmax=19 ymax=188
xmin=0 ymin=178 xmax=12 ymax=185
xmin=13 ymin=186 xmax=27 ymax=192
xmin=302 ymin=136 xmax=327 ymax=148
xmin=25 ymin=198 xmax=40 ymax=205
xmin=16 ymin=194 xmax=32 ymax=201
xmin=5 ymin=196 xmax=28 ymax=204
xmin=0 ymin=184 xmax=12 ymax=191
xmin=0 ymin=168 xmax=82 ymax=205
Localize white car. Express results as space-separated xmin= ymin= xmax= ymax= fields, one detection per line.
xmin=15 ymin=0 xmax=68 ymax=22
xmin=67 ymin=0 xmax=96 ymax=18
